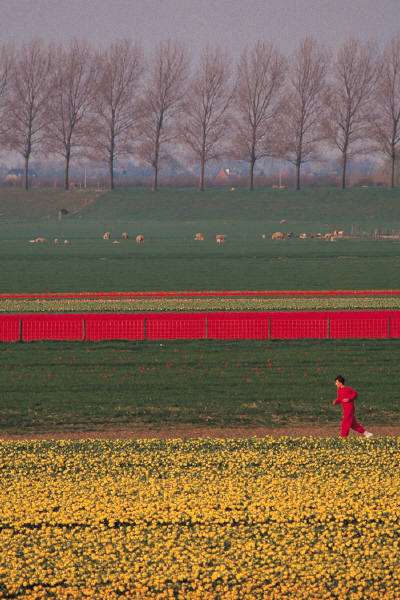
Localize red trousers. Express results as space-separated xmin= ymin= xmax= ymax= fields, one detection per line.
xmin=341 ymin=402 xmax=365 ymax=437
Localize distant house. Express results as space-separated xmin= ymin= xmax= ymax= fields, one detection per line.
xmin=215 ymin=167 xmax=231 ymax=184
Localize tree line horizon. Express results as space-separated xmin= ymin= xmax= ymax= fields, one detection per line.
xmin=0 ymin=34 xmax=399 ymax=192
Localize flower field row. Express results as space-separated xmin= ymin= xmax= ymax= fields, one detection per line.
xmin=1 ymin=296 xmax=400 ymax=313
xmin=1 ymin=438 xmax=399 ymax=599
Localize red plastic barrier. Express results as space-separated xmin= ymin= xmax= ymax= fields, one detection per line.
xmin=389 ymin=313 xmax=400 ymax=338
xmin=270 ymin=312 xmax=328 ymax=339
xmin=0 ymin=315 xmax=20 ymax=342
xmin=207 ymin=312 xmax=270 ymax=339
xmin=85 ymin=314 xmax=145 ymax=341
xmin=21 ymin=314 xmax=84 ymax=341
xmin=329 ymin=311 xmax=389 ymax=339
xmin=1 ymin=311 xmax=400 ymax=341
xmin=146 ymin=313 xmax=206 ymax=340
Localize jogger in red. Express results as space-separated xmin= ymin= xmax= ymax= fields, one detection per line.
xmin=333 ymin=375 xmax=373 ymax=438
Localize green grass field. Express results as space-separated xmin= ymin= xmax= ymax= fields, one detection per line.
xmin=1 ymin=339 xmax=398 ymax=434
xmin=1 ymin=232 xmax=400 ymax=292
xmin=1 ymin=186 xmax=400 ymax=292
xmin=1 ymin=187 xmax=400 ymax=437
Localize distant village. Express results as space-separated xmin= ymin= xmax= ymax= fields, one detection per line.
xmin=0 ymin=157 xmax=388 ymax=190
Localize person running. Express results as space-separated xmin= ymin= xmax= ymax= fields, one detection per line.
xmin=333 ymin=375 xmax=373 ymax=438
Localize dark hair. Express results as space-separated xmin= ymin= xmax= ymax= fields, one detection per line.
xmin=335 ymin=375 xmax=345 ymax=384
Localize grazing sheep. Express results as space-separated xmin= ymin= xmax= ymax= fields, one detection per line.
xmin=122 ymin=232 xmax=129 ymax=239
xmin=216 ymin=234 xmax=227 ymax=243
xmin=54 ymin=238 xmax=59 ymax=244
xmin=64 ymin=240 xmax=69 ymax=244
xmin=195 ymin=233 xmax=204 ymax=241
xmin=280 ymin=219 xmax=286 ymax=224
xmin=34 ymin=237 xmax=46 ymax=243
xmin=271 ymin=232 xmax=284 ymax=240
xmin=261 ymin=233 xmax=267 ymax=239
xmin=113 ymin=240 xmax=120 ymax=244
xmin=299 ymin=233 xmax=308 ymax=239
xmin=136 ymin=234 xmax=144 ymax=244
xmin=103 ymin=232 xmax=111 ymax=240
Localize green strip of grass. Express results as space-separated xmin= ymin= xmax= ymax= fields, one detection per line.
xmin=2 ymin=227 xmax=400 ymax=293
xmin=0 ymin=339 xmax=398 ymax=434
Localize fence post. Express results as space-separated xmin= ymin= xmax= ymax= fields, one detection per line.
xmin=327 ymin=317 xmax=330 ymax=340
xmin=82 ymin=317 xmax=86 ymax=342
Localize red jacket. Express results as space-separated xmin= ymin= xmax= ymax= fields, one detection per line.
xmin=335 ymin=385 xmax=357 ymax=406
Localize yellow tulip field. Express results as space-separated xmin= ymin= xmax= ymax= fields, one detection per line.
xmin=0 ymin=437 xmax=399 ymax=599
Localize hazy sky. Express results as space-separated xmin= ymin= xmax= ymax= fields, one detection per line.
xmin=1 ymin=0 xmax=399 ymax=58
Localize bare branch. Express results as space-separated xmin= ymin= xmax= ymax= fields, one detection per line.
xmin=368 ymin=34 xmax=400 ymax=188
xmin=323 ymin=36 xmax=377 ymax=189
xmin=45 ymin=39 xmax=95 ymax=189
xmin=230 ymin=42 xmax=286 ymax=190
xmin=89 ymin=39 xmax=144 ymax=190
xmin=137 ymin=40 xmax=189 ymax=190
xmin=3 ymin=39 xmax=52 ymax=189
xmin=274 ymin=37 xmax=330 ymax=190
xmin=180 ymin=45 xmax=232 ymax=191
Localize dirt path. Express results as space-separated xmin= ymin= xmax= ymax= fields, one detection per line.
xmin=1 ymin=424 xmax=398 ymax=440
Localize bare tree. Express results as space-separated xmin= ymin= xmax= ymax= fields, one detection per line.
xmin=231 ymin=42 xmax=285 ymax=191
xmin=138 ymin=40 xmax=188 ymax=191
xmin=0 ymin=43 xmax=13 ymax=131
xmin=323 ymin=37 xmax=377 ymax=190
xmin=369 ymin=34 xmax=400 ymax=189
xmin=180 ymin=45 xmax=232 ymax=191
xmin=275 ymin=38 xmax=330 ymax=190
xmin=45 ymin=40 xmax=95 ymax=190
xmin=4 ymin=39 xmax=52 ymax=190
xmin=90 ymin=40 xmax=143 ymax=190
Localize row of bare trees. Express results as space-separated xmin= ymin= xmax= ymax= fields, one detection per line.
xmin=0 ymin=35 xmax=399 ymax=191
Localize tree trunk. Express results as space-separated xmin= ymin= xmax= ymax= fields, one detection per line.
xmin=295 ymin=160 xmax=301 ymax=191
xmin=109 ymin=126 xmax=115 ymax=190
xmin=152 ymin=164 xmax=158 ymax=191
xmin=108 ymin=154 xmax=114 ymax=190
xmin=248 ymin=160 xmax=255 ymax=191
xmin=152 ymin=140 xmax=160 ymax=191
xmin=198 ymin=154 xmax=205 ymax=192
xmin=64 ymin=153 xmax=70 ymax=191
xmin=23 ymin=154 xmax=30 ymax=191
xmin=341 ymin=151 xmax=347 ymax=190
xmin=390 ymin=152 xmax=395 ymax=189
